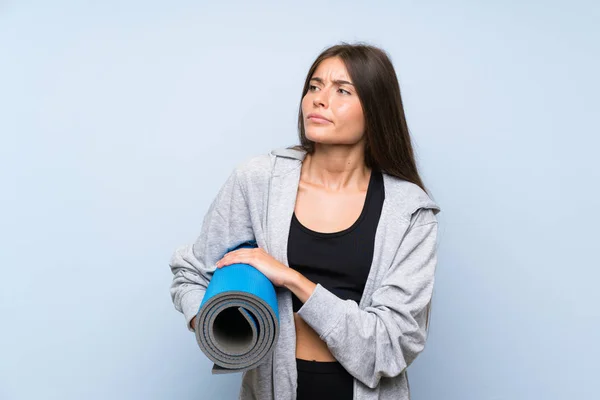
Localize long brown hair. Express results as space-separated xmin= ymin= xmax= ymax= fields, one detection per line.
xmin=290 ymin=42 xmax=431 ymax=195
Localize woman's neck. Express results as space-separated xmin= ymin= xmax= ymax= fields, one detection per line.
xmin=301 ymin=143 xmax=370 ymax=192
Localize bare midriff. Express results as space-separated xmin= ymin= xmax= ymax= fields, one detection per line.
xmin=294 ymin=312 xmax=336 ymax=361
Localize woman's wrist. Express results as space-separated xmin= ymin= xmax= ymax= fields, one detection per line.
xmin=284 ymin=270 xmax=317 ymax=304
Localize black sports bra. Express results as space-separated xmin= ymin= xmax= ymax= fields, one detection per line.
xmin=287 ymin=169 xmax=385 ymax=312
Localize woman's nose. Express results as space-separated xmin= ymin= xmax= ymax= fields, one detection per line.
xmin=312 ymin=91 xmax=328 ymax=108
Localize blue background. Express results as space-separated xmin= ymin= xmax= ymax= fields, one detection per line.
xmin=1 ymin=1 xmax=598 ymax=399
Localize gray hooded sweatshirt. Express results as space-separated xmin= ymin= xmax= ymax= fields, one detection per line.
xmin=169 ymin=146 xmax=441 ymax=400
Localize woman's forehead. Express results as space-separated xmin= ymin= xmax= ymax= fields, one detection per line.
xmin=312 ymin=57 xmax=350 ymax=81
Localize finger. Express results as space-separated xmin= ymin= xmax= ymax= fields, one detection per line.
xmin=224 ymin=248 xmax=251 ymax=258
xmin=218 ymin=253 xmax=247 ymax=267
xmin=223 ymin=248 xmax=255 ymax=262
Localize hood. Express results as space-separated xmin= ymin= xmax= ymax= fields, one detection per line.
xmin=270 ymin=146 xmax=307 ymax=161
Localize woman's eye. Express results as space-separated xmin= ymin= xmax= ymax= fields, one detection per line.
xmin=338 ymin=88 xmax=350 ymax=95
xmin=309 ymin=85 xmax=319 ymax=91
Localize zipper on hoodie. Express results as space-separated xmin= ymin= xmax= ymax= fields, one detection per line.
xmin=263 ymin=153 xmax=276 ymax=253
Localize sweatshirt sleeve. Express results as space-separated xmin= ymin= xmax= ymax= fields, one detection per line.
xmin=296 ymin=207 xmax=440 ymax=389
xmin=169 ymin=167 xmax=255 ymax=332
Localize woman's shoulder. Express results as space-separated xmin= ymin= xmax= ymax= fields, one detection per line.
xmin=381 ymin=172 xmax=441 ymax=221
xmin=233 ymin=145 xmax=306 ymax=178
xmin=233 ymin=151 xmax=273 ymax=179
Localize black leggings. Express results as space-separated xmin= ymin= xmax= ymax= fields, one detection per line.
xmin=296 ymin=358 xmax=354 ymax=400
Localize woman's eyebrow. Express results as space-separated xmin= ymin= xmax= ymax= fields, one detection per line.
xmin=310 ymin=77 xmax=354 ymax=86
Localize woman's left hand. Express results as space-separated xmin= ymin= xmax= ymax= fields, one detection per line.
xmin=216 ymin=247 xmax=294 ymax=288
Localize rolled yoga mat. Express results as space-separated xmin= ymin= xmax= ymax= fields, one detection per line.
xmin=194 ymin=240 xmax=280 ymax=374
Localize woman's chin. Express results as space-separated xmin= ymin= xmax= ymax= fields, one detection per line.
xmin=305 ymin=133 xmax=358 ymax=147
xmin=305 ymin=130 xmax=335 ymax=143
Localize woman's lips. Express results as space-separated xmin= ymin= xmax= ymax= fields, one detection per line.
xmin=307 ymin=116 xmax=332 ymax=124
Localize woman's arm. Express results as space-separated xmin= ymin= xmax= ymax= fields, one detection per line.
xmin=284 ymin=271 xmax=318 ymax=304
xmin=293 ymin=207 xmax=440 ymax=389
xmin=169 ymin=166 xmax=255 ymax=332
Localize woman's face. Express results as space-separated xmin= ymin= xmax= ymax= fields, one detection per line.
xmin=301 ymin=57 xmax=365 ymax=146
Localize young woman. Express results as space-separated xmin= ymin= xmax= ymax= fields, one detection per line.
xmin=170 ymin=42 xmax=441 ymax=400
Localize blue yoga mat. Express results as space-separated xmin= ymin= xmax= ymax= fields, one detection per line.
xmin=194 ymin=240 xmax=280 ymax=374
